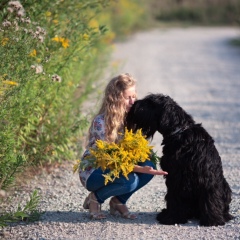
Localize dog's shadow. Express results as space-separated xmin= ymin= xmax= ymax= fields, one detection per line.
xmin=9 ymin=210 xmax=200 ymax=226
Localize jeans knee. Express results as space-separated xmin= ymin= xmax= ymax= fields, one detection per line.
xmin=124 ymin=173 xmax=139 ymax=192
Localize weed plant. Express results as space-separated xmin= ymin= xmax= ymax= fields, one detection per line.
xmin=0 ymin=190 xmax=41 ymax=227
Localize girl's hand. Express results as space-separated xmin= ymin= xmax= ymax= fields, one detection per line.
xmin=133 ymin=165 xmax=168 ymax=175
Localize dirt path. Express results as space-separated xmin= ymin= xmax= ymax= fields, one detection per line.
xmin=2 ymin=27 xmax=240 ymax=240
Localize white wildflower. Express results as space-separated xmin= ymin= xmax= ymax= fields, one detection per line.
xmin=35 ymin=65 xmax=43 ymax=74
xmin=2 ymin=20 xmax=11 ymax=27
xmin=7 ymin=7 xmax=14 ymax=13
xmin=38 ymin=35 xmax=44 ymax=43
xmin=52 ymin=74 xmax=62 ymax=82
xmin=17 ymin=9 xmax=25 ymax=17
xmin=8 ymin=1 xmax=23 ymax=11
xmin=25 ymin=17 xmax=31 ymax=24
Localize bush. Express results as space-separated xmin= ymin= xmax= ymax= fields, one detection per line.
xmin=0 ymin=0 xmax=148 ymax=191
xmin=0 ymin=0 xmax=112 ymax=190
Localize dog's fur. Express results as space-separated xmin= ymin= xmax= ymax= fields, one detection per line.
xmin=126 ymin=93 xmax=233 ymax=226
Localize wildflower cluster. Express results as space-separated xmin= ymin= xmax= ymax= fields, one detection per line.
xmin=51 ymin=74 xmax=62 ymax=82
xmin=52 ymin=36 xmax=70 ymax=49
xmin=87 ymin=128 xmax=153 ymax=185
xmin=1 ymin=0 xmax=48 ymax=85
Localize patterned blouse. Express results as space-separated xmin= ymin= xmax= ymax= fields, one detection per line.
xmin=79 ymin=114 xmax=106 ymax=188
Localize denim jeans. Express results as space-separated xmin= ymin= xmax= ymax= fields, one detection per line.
xmin=86 ymin=160 xmax=156 ymax=204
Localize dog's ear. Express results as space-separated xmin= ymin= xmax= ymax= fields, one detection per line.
xmin=126 ymin=98 xmax=158 ymax=139
xmin=156 ymin=95 xmax=195 ymax=131
xmin=142 ymin=94 xmax=189 ymax=135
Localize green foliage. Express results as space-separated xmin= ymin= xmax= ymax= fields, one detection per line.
xmin=0 ymin=190 xmax=41 ymax=227
xmin=103 ymin=0 xmax=149 ymax=37
xmin=0 ymin=0 xmax=111 ymax=190
xmin=0 ymin=0 xmax=149 ymax=191
xmin=156 ymin=7 xmax=201 ymax=23
xmin=149 ymin=0 xmax=240 ymax=25
xmin=149 ymin=150 xmax=161 ymax=167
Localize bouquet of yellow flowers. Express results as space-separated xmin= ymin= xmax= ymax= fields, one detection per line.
xmin=88 ymin=128 xmax=153 ymax=185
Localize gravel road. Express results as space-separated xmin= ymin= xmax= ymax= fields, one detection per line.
xmin=1 ymin=27 xmax=240 ymax=240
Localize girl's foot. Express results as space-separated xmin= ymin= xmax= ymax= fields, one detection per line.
xmin=85 ymin=192 xmax=106 ymax=220
xmin=109 ymin=197 xmax=137 ymax=219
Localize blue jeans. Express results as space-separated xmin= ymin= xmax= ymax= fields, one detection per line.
xmin=86 ymin=160 xmax=156 ymax=204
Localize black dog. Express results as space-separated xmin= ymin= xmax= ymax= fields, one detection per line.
xmin=126 ymin=93 xmax=233 ymax=226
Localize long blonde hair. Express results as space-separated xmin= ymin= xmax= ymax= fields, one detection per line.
xmin=90 ymin=73 xmax=136 ymax=143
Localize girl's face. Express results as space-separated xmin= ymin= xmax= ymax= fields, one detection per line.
xmin=123 ymin=86 xmax=136 ymax=112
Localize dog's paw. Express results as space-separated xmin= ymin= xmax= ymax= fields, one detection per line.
xmin=224 ymin=213 xmax=234 ymax=222
xmin=156 ymin=210 xmax=188 ymax=225
xmin=199 ymin=217 xmax=225 ymax=226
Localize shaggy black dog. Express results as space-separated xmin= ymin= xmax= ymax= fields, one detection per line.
xmin=126 ymin=93 xmax=233 ymax=226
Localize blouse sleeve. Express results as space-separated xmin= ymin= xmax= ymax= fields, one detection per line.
xmin=88 ymin=114 xmax=105 ymax=148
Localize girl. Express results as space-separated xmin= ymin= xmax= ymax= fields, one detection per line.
xmin=79 ymin=73 xmax=167 ymax=220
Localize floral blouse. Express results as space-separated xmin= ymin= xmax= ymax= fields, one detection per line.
xmin=79 ymin=114 xmax=106 ymax=188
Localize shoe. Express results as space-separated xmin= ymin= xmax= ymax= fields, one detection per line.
xmin=88 ymin=193 xmax=106 ymax=220
xmin=109 ymin=197 xmax=137 ymax=219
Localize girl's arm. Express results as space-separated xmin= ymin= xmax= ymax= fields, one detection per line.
xmin=133 ymin=165 xmax=168 ymax=175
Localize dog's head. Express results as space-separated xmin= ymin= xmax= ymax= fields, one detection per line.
xmin=126 ymin=93 xmax=194 ymax=138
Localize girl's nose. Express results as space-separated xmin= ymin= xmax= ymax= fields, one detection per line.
xmin=129 ymin=97 xmax=134 ymax=104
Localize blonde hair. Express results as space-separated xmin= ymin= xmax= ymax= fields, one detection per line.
xmin=90 ymin=73 xmax=136 ymax=143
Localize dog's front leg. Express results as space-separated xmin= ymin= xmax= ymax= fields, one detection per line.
xmin=156 ymin=178 xmax=191 ymax=225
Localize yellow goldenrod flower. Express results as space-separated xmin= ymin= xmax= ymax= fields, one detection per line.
xmin=29 ymin=49 xmax=37 ymax=57
xmin=52 ymin=36 xmax=70 ymax=48
xmin=45 ymin=11 xmax=51 ymax=17
xmin=88 ymin=128 xmax=153 ymax=184
xmin=61 ymin=38 xmax=69 ymax=48
xmin=88 ymin=19 xmax=99 ymax=32
xmin=82 ymin=33 xmax=89 ymax=41
xmin=73 ymin=160 xmax=81 ymax=173
xmin=1 ymin=38 xmax=9 ymax=46
xmin=68 ymin=81 xmax=73 ymax=87
xmin=2 ymin=80 xmax=18 ymax=86
xmin=52 ymin=19 xmax=59 ymax=24
xmin=102 ymin=32 xmax=116 ymax=44
xmin=52 ymin=36 xmax=62 ymax=42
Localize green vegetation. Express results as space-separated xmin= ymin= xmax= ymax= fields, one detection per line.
xmin=149 ymin=0 xmax=240 ymax=25
xmin=0 ymin=190 xmax=41 ymax=227
xmin=0 ymin=0 xmax=109 ymax=191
